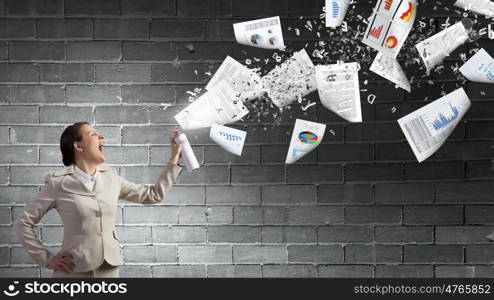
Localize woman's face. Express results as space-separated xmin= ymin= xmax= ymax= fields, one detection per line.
xmin=74 ymin=124 xmax=105 ymax=164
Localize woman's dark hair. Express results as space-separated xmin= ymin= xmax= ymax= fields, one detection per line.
xmin=60 ymin=122 xmax=89 ymax=166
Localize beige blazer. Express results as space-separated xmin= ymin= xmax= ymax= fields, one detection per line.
xmin=13 ymin=162 xmax=182 ymax=273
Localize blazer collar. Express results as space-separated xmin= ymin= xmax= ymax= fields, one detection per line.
xmin=55 ymin=164 xmax=113 ymax=196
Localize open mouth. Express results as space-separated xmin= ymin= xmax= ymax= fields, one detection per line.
xmin=98 ymin=145 xmax=104 ymax=153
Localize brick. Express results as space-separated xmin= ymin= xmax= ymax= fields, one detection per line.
xmin=10 ymin=126 xmax=63 ymax=144
xmin=206 ymin=206 xmax=233 ymax=224
xmin=233 ymin=246 xmax=286 ymax=263
xmin=104 ymin=146 xmax=148 ymax=164
xmin=207 ymin=265 xmax=261 ymax=278
xmin=179 ymin=245 xmax=231 ymax=263
xmin=151 ymin=63 xmax=207 ymax=83
xmin=261 ymin=226 xmax=316 ymax=243
xmin=0 ymin=247 xmax=9 ymax=265
xmin=436 ymin=226 xmax=494 ymax=244
xmin=0 ymin=207 xmax=10 ymax=224
xmin=466 ymin=245 xmax=494 ymax=263
xmin=405 ymin=161 xmax=464 ymax=180
xmin=232 ymin=0 xmax=289 ymax=17
xmin=115 ymin=226 xmax=151 ymax=243
xmin=0 ymin=267 xmax=40 ymax=277
xmin=375 ymin=182 xmax=433 ymax=204
xmin=318 ymin=225 xmax=373 ymax=243
xmin=147 ymin=105 xmax=185 ymax=125
xmin=474 ymin=266 xmax=494 ymax=277
xmin=288 ymin=245 xmax=343 ymax=263
xmin=318 ymin=265 xmax=374 ymax=278
xmin=204 ymin=145 xmax=260 ymax=164
xmin=95 ymin=126 xmax=121 ymax=145
xmin=262 ymin=207 xmax=287 ymax=224
xmin=375 ymin=142 xmax=416 ymax=161
xmin=121 ymin=84 xmax=175 ymax=104
xmin=233 ymin=206 xmax=262 ymax=224
xmin=0 ymin=167 xmax=7 ymax=184
xmin=152 ymin=265 xmax=205 ymax=278
xmin=67 ymin=42 xmax=121 ymax=62
xmin=466 ymin=160 xmax=492 ymax=179
xmin=0 ymin=19 xmax=35 ymax=39
xmin=287 ymin=206 xmax=343 ymax=224
xmin=153 ymin=226 xmax=206 ymax=243
xmin=208 ymin=226 xmax=260 ymax=243
xmin=345 ymin=206 xmax=401 ymax=224
xmin=345 ymin=123 xmax=404 ymax=142
xmin=435 ymin=266 xmax=475 ymax=278
xmin=0 ymin=187 xmax=38 ymax=204
xmin=40 ymin=106 xmax=93 ymax=124
xmin=466 ymin=121 xmax=494 ymax=139
xmin=404 ymin=245 xmax=463 ymax=263
xmin=123 ymin=42 xmax=176 ymax=61
xmin=345 ymin=163 xmax=403 ymax=182
xmin=10 ymin=167 xmax=55 ymax=184
xmin=36 ymin=19 xmax=92 ymax=39
xmin=150 ymin=145 xmax=204 ymax=165
xmin=95 ymin=106 xmax=148 ymax=124
xmin=286 ymin=165 xmax=342 ymax=184
xmin=11 ymin=246 xmax=36 ymax=264
xmin=120 ymin=266 xmax=152 ymax=278
xmin=0 ymin=126 xmax=8 ymax=143
xmin=404 ymin=206 xmax=463 ymax=225
xmin=94 ymin=19 xmax=149 ymax=40
xmin=151 ymin=20 xmax=205 ymax=40
xmin=177 ymin=166 xmax=229 ymax=184
xmin=318 ymin=184 xmax=373 ymax=204
xmin=66 ymin=85 xmax=121 ymax=104
xmin=206 ymin=20 xmax=235 ymax=41
xmin=177 ymin=41 xmax=232 ymax=61
xmin=231 ymin=165 xmax=284 ymax=184
xmin=10 ymin=42 xmax=64 ymax=61
xmin=318 ymin=144 xmax=374 ymax=162
xmin=204 ymin=186 xmax=259 ymax=206
xmin=6 ymin=0 xmax=62 ymax=15
xmin=11 ymin=85 xmax=65 ymax=104
xmin=0 ymin=106 xmax=37 ymax=124
xmin=123 ymin=245 xmax=177 ymax=263
xmin=0 ymin=146 xmax=37 ymax=164
xmin=263 ymin=265 xmax=316 ymax=278
xmin=261 ymin=185 xmax=316 ymax=205
xmin=121 ymin=0 xmax=175 ymax=16
xmin=178 ymin=206 xmax=206 ymax=224
xmin=123 ymin=206 xmax=178 ymax=224
xmin=96 ymin=64 xmax=151 ymax=83
xmin=64 ymin=0 xmax=120 ymax=16
xmin=119 ymin=166 xmax=164 ymax=183
xmin=375 ymin=226 xmax=433 ymax=243
xmin=436 ymin=181 xmax=494 ymax=203
xmin=40 ymin=63 xmax=94 ymax=82
xmin=0 ymin=63 xmax=39 ymax=82
xmin=346 ymin=244 xmax=401 ymax=263
xmin=375 ymin=265 xmax=433 ymax=278
xmin=465 ymin=206 xmax=494 ymax=225
xmin=434 ymin=141 xmax=494 ymax=160
xmin=0 ymin=85 xmax=8 ymax=102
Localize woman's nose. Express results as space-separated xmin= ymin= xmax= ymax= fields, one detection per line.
xmin=99 ymin=134 xmax=105 ymax=140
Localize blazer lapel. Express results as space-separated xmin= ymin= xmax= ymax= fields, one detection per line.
xmin=59 ymin=165 xmax=95 ymax=196
xmin=93 ymin=164 xmax=113 ymax=196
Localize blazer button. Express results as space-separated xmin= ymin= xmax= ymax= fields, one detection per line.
xmin=95 ymin=212 xmax=102 ymax=217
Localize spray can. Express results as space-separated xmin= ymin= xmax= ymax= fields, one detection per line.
xmin=174 ymin=133 xmax=200 ymax=172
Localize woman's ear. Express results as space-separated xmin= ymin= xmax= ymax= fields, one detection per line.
xmin=73 ymin=141 xmax=83 ymax=153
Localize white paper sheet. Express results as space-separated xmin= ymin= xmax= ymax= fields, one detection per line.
xmin=454 ymin=0 xmax=494 ymax=17
xmin=285 ymin=119 xmax=326 ymax=164
xmin=175 ymin=80 xmax=249 ymax=130
xmin=206 ymin=56 xmax=264 ymax=100
xmin=209 ymin=124 xmax=246 ymax=156
xmin=370 ymin=52 xmax=411 ymax=92
xmin=233 ymin=16 xmax=285 ymax=50
xmin=398 ymin=88 xmax=471 ymax=163
xmin=362 ymin=0 xmax=417 ymax=58
xmin=325 ymin=0 xmax=350 ymax=28
xmin=315 ymin=62 xmax=362 ymax=123
xmin=416 ymin=21 xmax=469 ymax=74
xmin=262 ymin=49 xmax=317 ymax=108
xmin=459 ymin=48 xmax=494 ymax=83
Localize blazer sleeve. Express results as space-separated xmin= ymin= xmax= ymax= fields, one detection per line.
xmin=117 ymin=162 xmax=182 ymax=204
xmin=13 ymin=174 xmax=56 ymax=268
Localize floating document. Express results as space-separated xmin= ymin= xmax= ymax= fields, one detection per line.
xmin=416 ymin=20 xmax=471 ymax=75
xmin=206 ymin=56 xmax=264 ymax=100
xmin=362 ymin=0 xmax=417 ymax=58
xmin=325 ymin=0 xmax=350 ymax=28
xmin=315 ymin=62 xmax=362 ymax=123
xmin=459 ymin=48 xmax=494 ymax=83
xmin=370 ymin=52 xmax=411 ymax=92
xmin=233 ymin=16 xmax=285 ymax=50
xmin=286 ymin=119 xmax=326 ymax=164
xmin=454 ymin=0 xmax=494 ymax=18
xmin=175 ymin=80 xmax=249 ymax=130
xmin=262 ymin=49 xmax=317 ymax=108
xmin=209 ymin=124 xmax=246 ymax=156
xmin=398 ymin=88 xmax=471 ymax=163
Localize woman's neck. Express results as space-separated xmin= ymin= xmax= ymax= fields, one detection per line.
xmin=74 ymin=160 xmax=97 ymax=176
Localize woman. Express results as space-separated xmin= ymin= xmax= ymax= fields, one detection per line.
xmin=14 ymin=122 xmax=183 ymax=278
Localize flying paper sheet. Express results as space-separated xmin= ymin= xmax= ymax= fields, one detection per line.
xmin=315 ymin=62 xmax=362 ymax=123
xmin=325 ymin=0 xmax=350 ymax=28
xmin=262 ymin=49 xmax=317 ymax=108
xmin=398 ymin=88 xmax=471 ymax=163
xmin=206 ymin=56 xmax=264 ymax=100
xmin=370 ymin=52 xmax=411 ymax=92
xmin=175 ymin=80 xmax=249 ymax=130
xmin=209 ymin=124 xmax=246 ymax=156
xmin=454 ymin=0 xmax=494 ymax=17
xmin=362 ymin=0 xmax=417 ymax=58
xmin=416 ymin=20 xmax=470 ymax=74
xmin=286 ymin=119 xmax=326 ymax=164
xmin=233 ymin=16 xmax=285 ymax=50
xmin=459 ymin=48 xmax=494 ymax=83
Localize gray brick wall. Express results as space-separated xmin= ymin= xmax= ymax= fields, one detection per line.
xmin=0 ymin=0 xmax=493 ymax=278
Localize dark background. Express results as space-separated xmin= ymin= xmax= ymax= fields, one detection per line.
xmin=0 ymin=0 xmax=493 ymax=278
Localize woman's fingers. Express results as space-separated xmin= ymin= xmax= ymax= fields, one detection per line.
xmin=61 ymin=252 xmax=73 ymax=260
xmin=62 ymin=257 xmax=76 ymax=269
xmin=58 ymin=260 xmax=74 ymax=272
xmin=57 ymin=261 xmax=71 ymax=273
